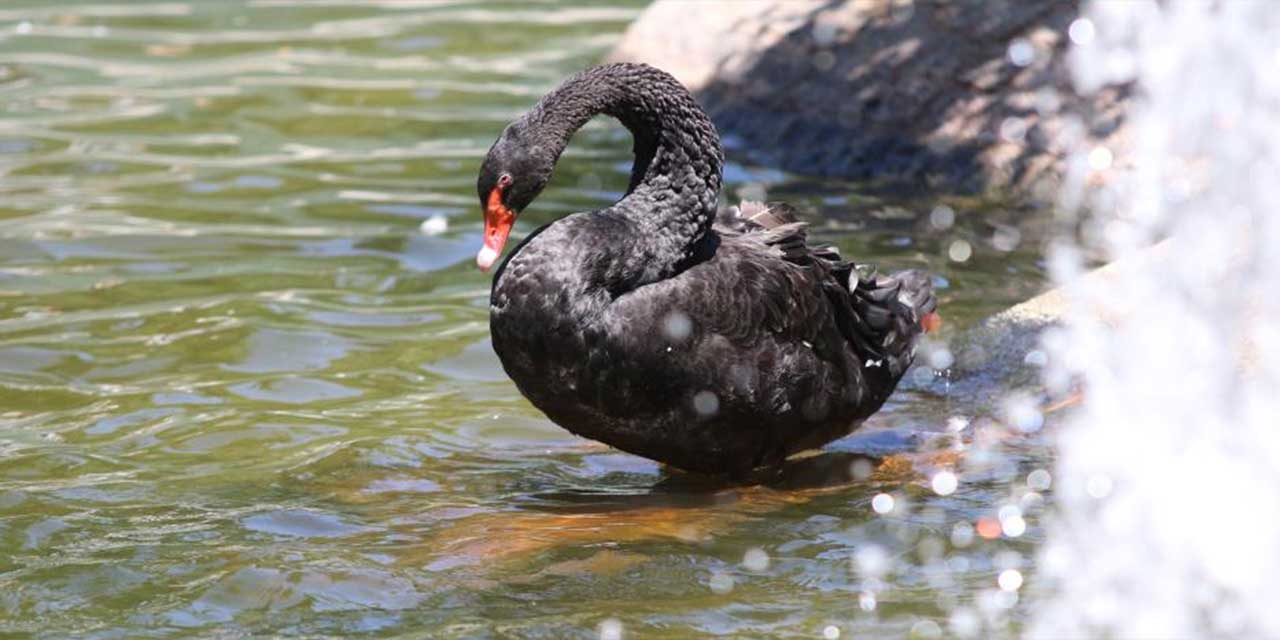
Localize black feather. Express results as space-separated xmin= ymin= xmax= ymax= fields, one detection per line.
xmin=485 ymin=64 xmax=936 ymax=477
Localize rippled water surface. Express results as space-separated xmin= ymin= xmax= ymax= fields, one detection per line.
xmin=0 ymin=2 xmax=1054 ymax=637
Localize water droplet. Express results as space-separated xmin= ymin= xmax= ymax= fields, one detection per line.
xmin=823 ymin=624 xmax=841 ymax=639
xmin=949 ymin=607 xmax=981 ymax=638
xmin=1002 ymin=393 xmax=1044 ymax=433
xmin=976 ymin=517 xmax=1002 ymax=539
xmin=742 ymin=547 xmax=770 ymax=572
xmin=812 ymin=21 xmax=839 ymax=46
xmin=599 ymin=618 xmax=624 ymax=640
xmin=419 ymin=214 xmax=448 ymax=236
xmin=1020 ymin=491 xmax=1044 ymax=510
xmin=1023 ymin=350 xmax=1049 ymax=367
xmin=929 ymin=205 xmax=955 ymax=230
xmin=854 ymin=544 xmax=889 ymax=577
xmin=850 ymin=458 xmax=874 ymax=480
xmin=948 ymin=239 xmax=972 ymax=263
xmin=1008 ymin=38 xmax=1035 ymax=66
xmin=991 ymin=225 xmax=1021 ymax=252
xmin=998 ymin=569 xmax=1024 ymax=591
xmin=999 ymin=117 xmax=1027 ymax=144
xmin=910 ymin=619 xmax=943 ymax=639
xmin=858 ymin=590 xmax=878 ymax=611
xmin=1088 ymin=146 xmax=1113 ymax=170
xmin=1001 ymin=515 xmax=1027 ymax=538
xmin=661 ymin=310 xmax=692 ymax=342
xmin=951 ymin=521 xmax=975 ymax=547
xmin=931 ymin=471 xmax=959 ymax=496
xmin=871 ymin=493 xmax=895 ymax=514
xmin=928 ymin=347 xmax=954 ymax=370
xmin=1068 ymin=18 xmax=1096 ymax=46
xmin=1027 ymin=469 xmax=1052 ymax=491
xmin=692 ymin=391 xmax=719 ymax=417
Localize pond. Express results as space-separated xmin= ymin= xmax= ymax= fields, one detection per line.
xmin=0 ymin=2 xmax=1055 ymax=637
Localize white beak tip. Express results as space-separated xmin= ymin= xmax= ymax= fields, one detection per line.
xmin=476 ymin=246 xmax=499 ymax=271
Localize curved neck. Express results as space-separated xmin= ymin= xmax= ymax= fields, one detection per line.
xmin=522 ymin=63 xmax=724 ymax=289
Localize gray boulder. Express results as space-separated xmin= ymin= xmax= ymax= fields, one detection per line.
xmin=610 ymin=0 xmax=1129 ymax=199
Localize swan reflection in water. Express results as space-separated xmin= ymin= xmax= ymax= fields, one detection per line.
xmin=418 ymin=429 xmax=972 ymax=573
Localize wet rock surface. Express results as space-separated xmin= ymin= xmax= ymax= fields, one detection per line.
xmin=610 ymin=0 xmax=1130 ymax=199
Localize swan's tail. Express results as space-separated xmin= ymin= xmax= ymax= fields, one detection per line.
xmin=848 ymin=268 xmax=938 ymax=379
xmin=888 ymin=269 xmax=940 ymax=334
xmin=724 ymin=200 xmax=939 ymax=375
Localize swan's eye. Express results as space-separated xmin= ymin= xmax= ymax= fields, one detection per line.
xmin=497 ymin=174 xmax=513 ymax=188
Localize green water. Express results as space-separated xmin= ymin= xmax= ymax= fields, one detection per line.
xmin=0 ymin=2 xmax=1055 ymax=637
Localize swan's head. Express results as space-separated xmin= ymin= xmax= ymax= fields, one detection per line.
xmin=475 ymin=123 xmax=555 ymax=271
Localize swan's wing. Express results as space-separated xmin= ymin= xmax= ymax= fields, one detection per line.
xmin=718 ymin=200 xmax=798 ymax=235
xmin=603 ymin=201 xmax=936 ymax=384
xmin=710 ymin=200 xmax=937 ymax=373
xmin=720 ymin=200 xmax=846 ymax=267
xmin=597 ymin=237 xmax=855 ymax=420
xmin=593 ymin=228 xmax=935 ymax=452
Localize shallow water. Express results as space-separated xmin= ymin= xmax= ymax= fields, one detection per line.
xmin=0 ymin=2 xmax=1053 ymax=637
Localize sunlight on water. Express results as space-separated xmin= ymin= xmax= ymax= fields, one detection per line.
xmin=0 ymin=1 xmax=1061 ymax=636
xmin=1035 ymin=1 xmax=1280 ymax=636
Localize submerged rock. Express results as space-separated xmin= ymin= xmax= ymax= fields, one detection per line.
xmin=610 ymin=0 xmax=1129 ymax=200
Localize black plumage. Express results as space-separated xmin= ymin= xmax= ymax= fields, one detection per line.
xmin=477 ymin=63 xmax=936 ymax=477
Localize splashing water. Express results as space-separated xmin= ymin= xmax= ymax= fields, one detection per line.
xmin=1034 ymin=1 xmax=1280 ymax=637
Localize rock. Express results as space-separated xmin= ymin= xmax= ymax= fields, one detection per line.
xmin=609 ymin=0 xmax=1130 ymax=200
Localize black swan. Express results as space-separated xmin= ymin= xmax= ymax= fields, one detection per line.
xmin=475 ymin=63 xmax=938 ymax=478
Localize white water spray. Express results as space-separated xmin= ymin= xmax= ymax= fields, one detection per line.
xmin=1034 ymin=1 xmax=1280 ymax=637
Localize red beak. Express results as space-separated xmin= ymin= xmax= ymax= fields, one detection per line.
xmin=477 ymin=186 xmax=515 ymax=272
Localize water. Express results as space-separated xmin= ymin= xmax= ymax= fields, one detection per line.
xmin=1035 ymin=1 xmax=1280 ymax=637
xmin=0 ymin=2 xmax=1053 ymax=637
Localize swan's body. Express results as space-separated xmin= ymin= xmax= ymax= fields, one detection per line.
xmin=477 ymin=64 xmax=936 ymax=477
